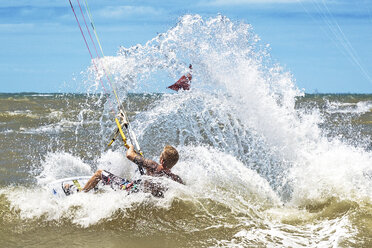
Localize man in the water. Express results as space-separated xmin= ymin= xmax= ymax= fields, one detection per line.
xmin=78 ymin=144 xmax=184 ymax=196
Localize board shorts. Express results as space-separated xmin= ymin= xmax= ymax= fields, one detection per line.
xmin=101 ymin=170 xmax=141 ymax=193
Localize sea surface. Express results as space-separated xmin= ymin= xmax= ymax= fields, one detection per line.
xmin=0 ymin=93 xmax=371 ymax=248
xmin=1 ymin=15 xmax=372 ymax=248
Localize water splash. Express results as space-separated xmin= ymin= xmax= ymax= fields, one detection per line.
xmin=96 ymin=14 xmax=371 ymax=204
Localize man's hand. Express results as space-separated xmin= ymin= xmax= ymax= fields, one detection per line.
xmin=126 ymin=144 xmax=137 ymax=161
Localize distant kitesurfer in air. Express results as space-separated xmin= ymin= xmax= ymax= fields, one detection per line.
xmin=167 ymin=64 xmax=192 ymax=91
xmin=68 ymin=144 xmax=184 ymax=197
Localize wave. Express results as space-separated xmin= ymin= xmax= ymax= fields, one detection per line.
xmin=29 ymin=94 xmax=55 ymax=97
xmin=0 ymin=144 xmax=363 ymax=247
xmin=326 ymin=100 xmax=372 ymax=114
xmin=20 ymin=119 xmax=101 ymax=134
xmin=0 ymin=110 xmax=39 ymax=119
xmin=2 ymin=147 xmax=276 ymax=226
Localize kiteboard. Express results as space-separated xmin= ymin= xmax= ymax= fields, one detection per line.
xmin=46 ymin=175 xmax=142 ymax=197
xmin=46 ymin=176 xmax=91 ymax=197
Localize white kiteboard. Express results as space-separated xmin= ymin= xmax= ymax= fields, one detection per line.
xmin=46 ymin=176 xmax=91 ymax=197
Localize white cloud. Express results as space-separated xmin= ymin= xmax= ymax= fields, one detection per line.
xmin=98 ymin=6 xmax=164 ymax=19
xmin=0 ymin=0 xmax=66 ymax=8
xmin=0 ymin=23 xmax=35 ymax=32
xmin=200 ymin=0 xmax=311 ymax=6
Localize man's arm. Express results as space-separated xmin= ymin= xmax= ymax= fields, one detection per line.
xmin=126 ymin=145 xmax=184 ymax=184
xmin=126 ymin=144 xmax=158 ymax=173
xmin=126 ymin=144 xmax=137 ymax=161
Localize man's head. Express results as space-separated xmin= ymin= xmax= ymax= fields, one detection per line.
xmin=160 ymin=145 xmax=179 ymax=170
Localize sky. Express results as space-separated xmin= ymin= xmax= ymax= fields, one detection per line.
xmin=0 ymin=0 xmax=371 ymax=93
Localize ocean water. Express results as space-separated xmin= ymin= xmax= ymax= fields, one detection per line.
xmin=1 ymin=15 xmax=372 ymax=247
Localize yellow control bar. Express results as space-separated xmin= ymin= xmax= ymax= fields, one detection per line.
xmin=115 ymin=118 xmax=129 ymax=149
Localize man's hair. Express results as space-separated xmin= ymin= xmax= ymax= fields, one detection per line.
xmin=162 ymin=145 xmax=179 ymax=169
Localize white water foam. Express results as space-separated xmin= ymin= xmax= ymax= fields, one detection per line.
xmin=20 ymin=119 xmax=100 ymax=134
xmin=1 ymin=110 xmax=39 ymax=119
xmin=30 ymin=94 xmax=54 ymax=97
xmin=4 ymin=145 xmax=278 ymax=227
xmin=223 ymin=214 xmax=356 ymax=247
xmin=326 ymin=100 xmax=372 ymax=114
xmin=36 ymin=152 xmax=93 ymax=184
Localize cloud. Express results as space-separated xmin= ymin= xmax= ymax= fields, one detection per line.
xmin=98 ymin=5 xmax=164 ymax=20
xmin=0 ymin=6 xmax=69 ymax=24
xmin=200 ymin=0 xmax=310 ymax=6
xmin=0 ymin=23 xmax=35 ymax=32
xmin=0 ymin=0 xmax=66 ymax=8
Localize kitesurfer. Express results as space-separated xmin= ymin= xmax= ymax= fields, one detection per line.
xmin=75 ymin=144 xmax=184 ymax=197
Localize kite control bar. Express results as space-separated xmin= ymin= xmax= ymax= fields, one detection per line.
xmin=108 ymin=113 xmax=145 ymax=175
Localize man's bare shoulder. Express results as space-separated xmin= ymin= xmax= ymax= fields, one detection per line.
xmin=162 ymin=170 xmax=184 ymax=185
xmin=133 ymin=155 xmax=159 ymax=171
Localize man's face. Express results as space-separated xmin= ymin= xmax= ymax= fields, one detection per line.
xmin=159 ymin=151 xmax=165 ymax=164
